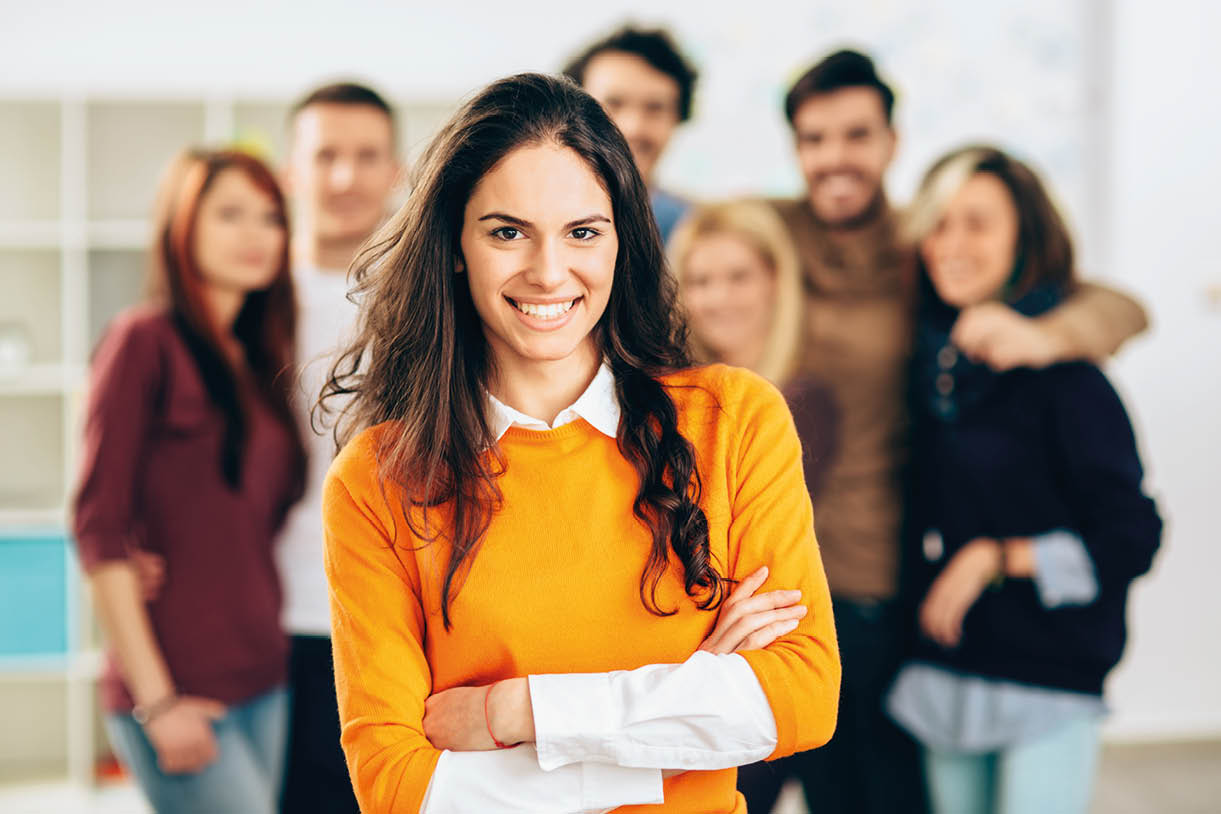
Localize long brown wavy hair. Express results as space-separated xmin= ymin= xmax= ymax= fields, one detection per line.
xmin=321 ymin=73 xmax=729 ymax=628
xmin=149 ymin=148 xmax=304 ymax=489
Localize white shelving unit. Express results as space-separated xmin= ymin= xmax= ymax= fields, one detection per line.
xmin=0 ymin=93 xmax=455 ymax=785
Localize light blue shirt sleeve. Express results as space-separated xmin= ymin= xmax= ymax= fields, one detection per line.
xmin=1031 ymin=530 xmax=1099 ymax=608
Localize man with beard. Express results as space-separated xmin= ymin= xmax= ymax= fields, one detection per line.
xmin=737 ymin=50 xmax=1148 ymax=814
xmin=564 ymin=25 xmax=697 ymax=242
xmin=277 ymin=82 xmax=401 ymax=814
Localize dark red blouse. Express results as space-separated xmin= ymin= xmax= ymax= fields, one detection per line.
xmin=72 ymin=306 xmax=301 ymax=713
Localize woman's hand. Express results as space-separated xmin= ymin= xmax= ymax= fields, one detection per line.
xmin=130 ymin=550 xmax=167 ymax=602
xmin=424 ymin=677 xmax=534 ymax=752
xmin=699 ymin=566 xmax=806 ymax=655
xmin=919 ymin=537 xmax=1003 ymax=648
xmin=143 ymin=696 xmax=226 ymax=774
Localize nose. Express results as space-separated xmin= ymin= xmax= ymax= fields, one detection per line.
xmin=521 ymin=238 xmax=569 ymax=289
xmin=821 ymin=137 xmax=850 ymax=169
xmin=613 ymin=107 xmax=645 ymax=141
xmin=329 ymin=158 xmax=356 ymax=191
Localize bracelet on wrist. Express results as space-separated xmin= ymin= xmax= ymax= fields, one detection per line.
xmin=990 ymin=540 xmax=1007 ymax=589
xmin=484 ymin=682 xmax=510 ymax=749
xmin=132 ymin=692 xmax=179 ymax=726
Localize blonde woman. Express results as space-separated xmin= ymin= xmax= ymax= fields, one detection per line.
xmin=671 ymin=200 xmax=842 ymax=813
xmin=670 ymin=199 xmax=839 ymax=496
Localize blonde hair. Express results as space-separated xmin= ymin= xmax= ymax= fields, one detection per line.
xmin=902 ymin=146 xmax=987 ymax=246
xmin=668 ymin=199 xmax=804 ymax=385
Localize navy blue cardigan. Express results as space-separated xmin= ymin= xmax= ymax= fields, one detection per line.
xmin=905 ymin=360 xmax=1162 ymax=696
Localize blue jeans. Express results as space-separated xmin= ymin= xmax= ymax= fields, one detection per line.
xmin=923 ymin=716 xmax=1100 ymax=814
xmin=105 ymin=686 xmax=288 ymax=814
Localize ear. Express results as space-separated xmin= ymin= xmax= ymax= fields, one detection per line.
xmin=455 ymin=254 xmax=466 ymax=274
xmin=884 ymin=126 xmax=900 ymax=168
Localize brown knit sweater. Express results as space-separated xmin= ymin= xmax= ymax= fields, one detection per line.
xmin=772 ymin=198 xmax=916 ymax=600
xmin=772 ymin=197 xmax=1149 ymax=601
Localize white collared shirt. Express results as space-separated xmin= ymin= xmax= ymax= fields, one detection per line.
xmin=485 ymin=362 xmax=621 ymax=441
xmin=421 ymin=364 xmax=778 ymax=814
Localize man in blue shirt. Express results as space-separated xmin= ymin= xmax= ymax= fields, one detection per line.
xmin=564 ymin=26 xmax=695 ymax=243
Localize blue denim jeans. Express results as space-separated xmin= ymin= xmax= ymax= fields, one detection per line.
xmin=105 ymin=686 xmax=288 ymax=814
xmin=923 ymin=715 xmax=1100 ymax=814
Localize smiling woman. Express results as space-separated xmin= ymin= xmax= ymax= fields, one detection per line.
xmin=71 ymin=149 xmax=305 ymax=814
xmin=317 ymin=73 xmax=840 ymax=814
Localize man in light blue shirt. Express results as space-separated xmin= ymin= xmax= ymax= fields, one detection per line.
xmin=563 ymin=26 xmax=695 ymax=242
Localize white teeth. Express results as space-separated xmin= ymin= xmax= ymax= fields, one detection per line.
xmin=512 ymin=298 xmax=577 ymax=319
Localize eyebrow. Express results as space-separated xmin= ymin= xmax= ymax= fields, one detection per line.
xmin=477 ymin=212 xmax=612 ymax=230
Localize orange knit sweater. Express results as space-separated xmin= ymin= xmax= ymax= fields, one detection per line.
xmin=322 ymin=364 xmax=841 ymax=813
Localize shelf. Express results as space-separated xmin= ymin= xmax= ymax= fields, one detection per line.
xmin=0 ymin=506 xmax=67 ymax=529
xmin=0 ymin=102 xmax=60 ymax=221
xmin=0 ymin=651 xmax=102 ymax=682
xmin=0 ymin=394 xmax=65 ymax=512
xmin=233 ymin=100 xmax=290 ymax=162
xmin=0 ymin=220 xmax=62 ymax=249
xmin=86 ymin=219 xmax=150 ymax=250
xmin=0 ymin=249 xmax=62 ymax=367
xmin=0 ymin=364 xmax=85 ymax=396
xmin=87 ymin=101 xmax=205 ymax=220
xmin=87 ymin=249 xmax=146 ymax=349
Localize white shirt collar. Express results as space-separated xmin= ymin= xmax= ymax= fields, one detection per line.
xmin=486 ymin=363 xmax=620 ymax=441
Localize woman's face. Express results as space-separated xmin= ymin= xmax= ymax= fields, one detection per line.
xmin=680 ymin=232 xmax=777 ymax=361
xmin=460 ymin=142 xmax=618 ymax=369
xmin=193 ymin=168 xmax=286 ymax=294
xmin=920 ymin=172 xmax=1020 ymax=308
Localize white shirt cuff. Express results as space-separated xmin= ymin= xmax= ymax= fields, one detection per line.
xmin=530 ymin=651 xmax=777 ymax=772
xmin=420 ymin=745 xmax=663 ymax=814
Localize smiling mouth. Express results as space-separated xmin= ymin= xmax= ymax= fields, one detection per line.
xmin=505 ymin=296 xmax=581 ymax=320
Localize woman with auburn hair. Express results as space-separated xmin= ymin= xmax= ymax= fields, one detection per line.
xmin=886 ymin=146 xmax=1161 ymax=813
xmin=72 ymin=149 xmax=305 ymax=813
xmin=319 ymin=73 xmax=840 ymax=814
xmin=669 ymin=199 xmax=842 ymax=814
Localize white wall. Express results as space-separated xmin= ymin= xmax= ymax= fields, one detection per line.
xmin=2 ymin=0 xmax=1216 ymax=740
xmin=1101 ymin=0 xmax=1221 ymax=741
xmin=2 ymin=0 xmax=1104 ymax=260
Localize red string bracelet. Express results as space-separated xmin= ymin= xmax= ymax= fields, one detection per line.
xmin=484 ymin=683 xmax=509 ymax=749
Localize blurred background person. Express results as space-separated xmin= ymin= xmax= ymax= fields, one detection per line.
xmin=70 ymin=149 xmax=306 ymax=813
xmin=564 ymin=24 xmax=697 ymax=242
xmin=762 ymin=48 xmax=1152 ymax=814
xmin=669 ymin=198 xmax=840 ymax=496
xmin=887 ymin=145 xmax=1162 ymax=814
xmin=671 ymin=199 xmax=843 ymax=810
xmin=276 ymin=81 xmax=400 ymax=814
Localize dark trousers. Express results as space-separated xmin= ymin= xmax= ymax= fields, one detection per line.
xmin=280 ymin=635 xmax=361 ymax=814
xmin=738 ymin=598 xmax=928 ymax=814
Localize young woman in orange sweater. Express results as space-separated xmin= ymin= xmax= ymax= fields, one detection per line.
xmin=319 ymin=73 xmax=841 ymax=814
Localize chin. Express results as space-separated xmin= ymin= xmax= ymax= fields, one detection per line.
xmin=515 ymin=344 xmax=585 ymax=363
xmin=322 ymin=217 xmax=378 ymax=242
xmin=936 ymin=290 xmax=976 ymax=309
xmin=816 ymin=199 xmax=867 ymax=223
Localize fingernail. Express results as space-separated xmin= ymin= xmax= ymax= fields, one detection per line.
xmin=781 ymin=620 xmax=800 ymax=632
xmin=795 ymin=605 xmax=808 ymax=616
xmin=757 ymin=566 xmax=769 ymax=577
